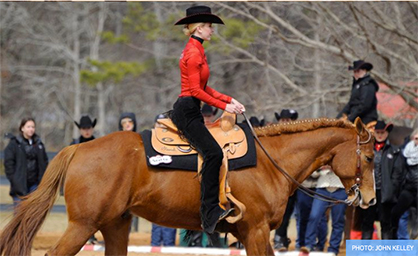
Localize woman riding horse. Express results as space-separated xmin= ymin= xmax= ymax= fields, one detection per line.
xmin=0 ymin=117 xmax=377 ymax=256
xmin=171 ymin=5 xmax=245 ymax=234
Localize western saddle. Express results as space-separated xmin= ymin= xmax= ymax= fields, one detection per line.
xmin=151 ymin=112 xmax=247 ymax=224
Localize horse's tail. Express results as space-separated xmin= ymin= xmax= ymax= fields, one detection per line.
xmin=0 ymin=144 xmax=79 ymax=256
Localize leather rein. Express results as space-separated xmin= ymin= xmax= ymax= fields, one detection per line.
xmin=242 ymin=113 xmax=372 ymax=206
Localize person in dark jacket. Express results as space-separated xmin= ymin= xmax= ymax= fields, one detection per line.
xmin=360 ymin=120 xmax=403 ymax=239
xmin=337 ymin=60 xmax=379 ymax=125
xmin=150 ymin=113 xmax=177 ymax=246
xmin=4 ymin=117 xmax=48 ymax=210
xmin=119 ymin=112 xmax=137 ymax=132
xmin=273 ymin=109 xmax=299 ymax=251
xmin=71 ymin=115 xmax=96 ymax=145
xmin=71 ymin=115 xmax=99 ymax=244
xmin=391 ymin=128 xmax=418 ymax=239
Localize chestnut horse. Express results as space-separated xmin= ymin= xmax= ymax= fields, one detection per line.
xmin=0 ymin=118 xmax=376 ymax=256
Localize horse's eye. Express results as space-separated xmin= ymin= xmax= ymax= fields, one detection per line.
xmin=365 ymin=156 xmax=373 ymax=163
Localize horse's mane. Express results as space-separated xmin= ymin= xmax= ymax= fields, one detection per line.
xmin=254 ymin=118 xmax=354 ymax=137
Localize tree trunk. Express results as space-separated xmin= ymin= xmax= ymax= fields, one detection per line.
xmin=91 ymin=3 xmax=107 ymax=136
xmin=72 ymin=13 xmax=81 ymax=139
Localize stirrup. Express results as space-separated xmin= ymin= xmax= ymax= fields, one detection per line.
xmin=219 ymin=208 xmax=235 ymax=221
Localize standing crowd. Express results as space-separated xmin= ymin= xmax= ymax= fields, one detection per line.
xmin=3 ymin=4 xmax=417 ymax=253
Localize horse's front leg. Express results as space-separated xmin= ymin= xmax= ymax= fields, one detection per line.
xmin=237 ymin=223 xmax=274 ymax=256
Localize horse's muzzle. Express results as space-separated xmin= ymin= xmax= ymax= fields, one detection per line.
xmin=359 ymin=195 xmax=376 ymax=209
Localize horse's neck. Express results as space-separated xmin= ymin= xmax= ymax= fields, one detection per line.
xmin=261 ymin=128 xmax=351 ymax=189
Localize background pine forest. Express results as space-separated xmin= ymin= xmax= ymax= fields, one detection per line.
xmin=1 ymin=2 xmax=417 ymax=151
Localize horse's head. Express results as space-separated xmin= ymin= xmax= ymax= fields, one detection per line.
xmin=331 ymin=117 xmax=376 ymax=209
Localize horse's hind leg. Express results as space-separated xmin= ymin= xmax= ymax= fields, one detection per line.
xmin=100 ymin=211 xmax=133 ymax=256
xmin=46 ymin=222 xmax=96 ymax=255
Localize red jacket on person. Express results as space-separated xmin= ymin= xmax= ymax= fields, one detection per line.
xmin=179 ymin=37 xmax=231 ymax=110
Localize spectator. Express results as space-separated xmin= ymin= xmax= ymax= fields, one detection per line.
xmin=337 ymin=60 xmax=378 ymax=125
xmin=295 ymin=171 xmax=327 ymax=251
xmin=119 ymin=112 xmax=137 ymax=132
xmin=391 ymin=128 xmax=418 ymax=239
xmin=71 ymin=115 xmax=100 ymax=245
xmin=151 ymin=224 xmax=177 ymax=246
xmin=119 ymin=112 xmax=140 ymax=232
xmin=4 ymin=117 xmax=48 ymax=211
xmin=273 ymin=109 xmax=299 ymax=251
xmin=151 ymin=113 xmax=178 ymax=246
xmin=202 ymin=104 xmax=218 ymax=125
xmin=71 ymin=115 xmax=96 ymax=145
xmin=301 ymin=166 xmax=347 ymax=256
xmin=274 ymin=109 xmax=298 ymax=123
xmin=359 ymin=120 xmax=403 ymax=239
xmin=248 ymin=116 xmax=265 ymax=128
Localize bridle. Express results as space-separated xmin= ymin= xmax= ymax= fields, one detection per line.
xmin=242 ymin=113 xmax=372 ymax=206
xmin=345 ymin=129 xmax=372 ymax=205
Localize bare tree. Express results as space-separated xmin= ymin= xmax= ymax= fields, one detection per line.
xmin=1 ymin=2 xmax=416 ymax=152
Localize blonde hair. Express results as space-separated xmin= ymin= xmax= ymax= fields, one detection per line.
xmin=410 ymin=128 xmax=418 ymax=140
xmin=183 ymin=23 xmax=204 ymax=36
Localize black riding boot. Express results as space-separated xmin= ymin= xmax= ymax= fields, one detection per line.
xmin=171 ymin=97 xmax=232 ymax=234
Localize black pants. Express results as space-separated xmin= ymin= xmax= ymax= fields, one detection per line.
xmin=360 ymin=189 xmax=394 ymax=239
xmin=171 ymin=97 xmax=224 ymax=231
xmin=275 ymin=193 xmax=297 ymax=239
xmin=391 ymin=187 xmax=417 ymax=238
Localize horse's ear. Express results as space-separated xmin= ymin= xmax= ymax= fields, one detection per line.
xmin=354 ymin=117 xmax=365 ymax=135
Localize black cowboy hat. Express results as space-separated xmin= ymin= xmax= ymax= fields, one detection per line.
xmin=249 ymin=116 xmax=261 ymax=128
xmin=201 ymin=104 xmax=218 ymax=116
xmin=275 ymin=109 xmax=298 ymax=121
xmin=75 ymin=115 xmax=96 ymax=129
xmin=348 ymin=60 xmax=373 ymax=71
xmin=374 ymin=120 xmax=393 ymax=133
xmin=174 ymin=5 xmax=224 ymax=25
xmin=245 ymin=116 xmax=265 ymax=128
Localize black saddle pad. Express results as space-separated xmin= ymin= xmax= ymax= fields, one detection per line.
xmin=140 ymin=123 xmax=256 ymax=171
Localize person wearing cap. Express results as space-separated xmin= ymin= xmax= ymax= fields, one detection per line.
xmin=201 ymin=104 xmax=218 ymax=125
xmin=118 ymin=112 xmax=141 ymax=233
xmin=70 ymin=115 xmax=99 ymax=244
xmin=359 ymin=120 xmax=403 ymax=239
xmin=119 ymin=112 xmax=137 ymax=132
xmin=249 ymin=116 xmax=263 ymax=128
xmin=150 ymin=113 xmax=178 ymax=246
xmin=71 ymin=115 xmax=97 ymax=145
xmin=337 ymin=60 xmax=379 ymax=125
xmin=275 ymin=109 xmax=298 ymax=124
xmin=171 ymin=5 xmax=245 ymax=234
xmin=273 ymin=109 xmax=297 ymax=250
xmin=391 ymin=128 xmax=418 ymax=239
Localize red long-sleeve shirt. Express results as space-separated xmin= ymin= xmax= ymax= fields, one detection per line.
xmin=178 ymin=37 xmax=232 ymax=110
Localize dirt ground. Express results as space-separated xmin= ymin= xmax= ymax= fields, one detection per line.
xmin=0 ymin=183 xmax=346 ymax=256
xmin=28 ymin=231 xmax=346 ymax=256
xmin=31 ymin=232 xmax=160 ymax=256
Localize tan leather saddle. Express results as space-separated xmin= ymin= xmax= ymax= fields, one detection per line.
xmin=150 ymin=111 xmax=247 ymax=224
xmin=152 ymin=112 xmax=248 ymax=159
